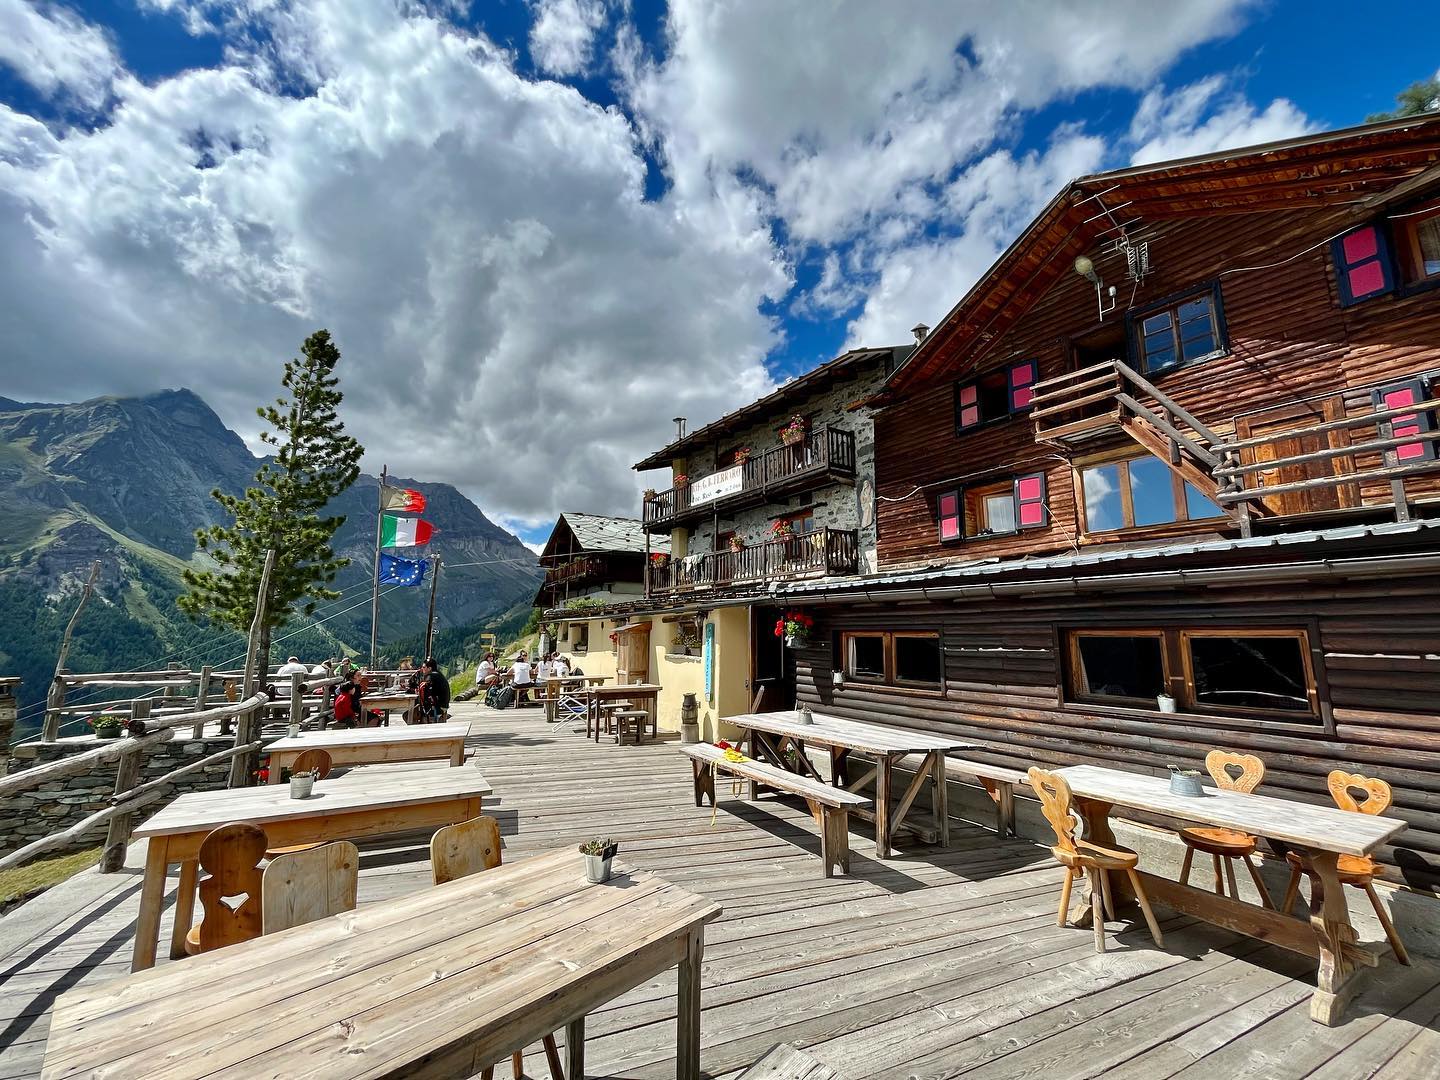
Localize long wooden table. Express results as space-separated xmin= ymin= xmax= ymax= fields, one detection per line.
xmin=1056 ymin=764 xmax=1408 ymax=1026
xmin=265 ymin=720 xmax=470 ymax=781
xmin=542 ymin=674 xmax=610 ymax=723
xmin=127 ymin=768 xmax=491 ymax=972
xmin=585 ymin=683 xmax=662 ymax=742
xmin=46 ymin=849 xmax=721 ymax=1080
xmin=725 ymin=711 xmax=970 ymax=858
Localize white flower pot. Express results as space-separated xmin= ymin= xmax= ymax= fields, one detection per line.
xmin=290 ymin=773 xmax=315 ymax=799
xmin=584 ymin=854 xmax=613 ymax=883
xmin=1156 ymin=693 xmax=1178 ymax=714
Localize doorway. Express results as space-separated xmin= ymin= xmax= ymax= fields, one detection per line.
xmin=750 ymin=605 xmax=795 ymax=712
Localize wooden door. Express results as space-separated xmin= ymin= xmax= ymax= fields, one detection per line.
xmin=615 ymin=622 xmax=651 ymax=684
xmin=1234 ymin=396 xmax=1359 ymax=517
xmin=750 ymin=605 xmax=794 ymax=712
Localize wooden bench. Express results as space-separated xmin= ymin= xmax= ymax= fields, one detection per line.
xmin=682 ymin=744 xmax=869 ymax=878
xmin=893 ymin=753 xmax=1028 ymax=839
xmin=738 ymin=1043 xmax=844 ymax=1079
xmin=613 ymin=709 xmax=652 ymax=744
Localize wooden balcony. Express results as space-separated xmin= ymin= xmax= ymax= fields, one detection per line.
xmin=542 ymin=556 xmax=605 ymax=587
xmin=643 ymin=427 xmax=857 ymax=531
xmin=649 ymin=528 xmax=858 ymax=594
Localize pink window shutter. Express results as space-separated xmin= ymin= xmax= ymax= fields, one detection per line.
xmin=937 ymin=490 xmax=962 ymax=542
xmin=1332 ymin=224 xmax=1394 ymax=306
xmin=957 ymin=383 xmax=980 ymax=429
xmin=1373 ymin=380 xmax=1436 ymax=463
xmin=1008 ymin=360 xmax=1038 ymax=411
xmin=1014 ymin=473 xmax=1048 ymax=528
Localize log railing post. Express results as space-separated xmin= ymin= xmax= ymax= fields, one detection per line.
xmin=290 ymin=678 xmax=305 ymax=732
xmin=100 ymin=699 xmax=151 ymax=873
xmin=192 ymin=665 xmax=213 ymax=739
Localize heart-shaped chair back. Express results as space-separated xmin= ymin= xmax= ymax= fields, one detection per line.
xmin=1327 ymin=770 xmax=1392 ymax=816
xmin=1204 ymin=750 xmax=1265 ymax=793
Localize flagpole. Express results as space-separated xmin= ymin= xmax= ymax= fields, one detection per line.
xmin=424 ymin=553 xmax=442 ymax=659
xmin=369 ymin=464 xmax=386 ymax=668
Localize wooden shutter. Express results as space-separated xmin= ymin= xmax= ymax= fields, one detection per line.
xmin=1014 ymin=473 xmax=1048 ymax=528
xmin=1008 ymin=360 xmax=1039 ymax=412
xmin=1332 ymin=224 xmax=1394 ymax=306
xmin=955 ymin=382 xmax=980 ymax=431
xmin=937 ymin=490 xmax=962 ymax=542
xmin=1372 ymin=379 xmax=1436 ymax=463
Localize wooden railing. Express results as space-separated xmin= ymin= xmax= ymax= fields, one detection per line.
xmin=644 ymin=427 xmax=857 ymax=527
xmin=542 ymin=556 xmax=605 ymax=586
xmin=650 ymin=528 xmax=859 ymax=593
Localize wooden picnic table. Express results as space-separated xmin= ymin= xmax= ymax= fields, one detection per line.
xmin=725 ymin=711 xmax=970 ymax=857
xmin=358 ymin=691 xmax=417 ymax=725
xmin=127 ymin=767 xmax=491 ymax=972
xmin=265 ymin=720 xmax=470 ymax=782
xmin=542 ymin=674 xmax=611 ymax=723
xmin=46 ymin=848 xmax=721 ymax=1080
xmin=1055 ymin=763 xmax=1408 ymax=1026
xmin=585 ymin=683 xmax=662 ymax=742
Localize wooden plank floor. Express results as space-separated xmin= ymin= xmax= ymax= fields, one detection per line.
xmin=2 ymin=703 xmax=1438 ymax=1079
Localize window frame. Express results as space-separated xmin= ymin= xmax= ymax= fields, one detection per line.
xmin=1126 ymin=282 xmax=1228 ymax=375
xmin=965 ymin=480 xmax=1019 ymax=537
xmin=841 ymin=630 xmax=944 ymax=693
xmin=938 ymin=473 xmax=1049 ymax=544
xmin=1178 ymin=628 xmax=1319 ymax=721
xmin=571 ymin=621 xmax=589 ymax=655
xmin=1065 ymin=628 xmax=1169 ymax=709
xmin=955 ymin=358 xmax=1041 ymax=435
xmin=1075 ymin=450 xmax=1226 ymax=534
xmin=1395 ymin=200 xmax=1440 ymax=288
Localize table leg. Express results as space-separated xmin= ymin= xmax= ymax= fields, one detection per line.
xmin=168 ymin=858 xmax=199 ymax=959
xmin=831 ymin=747 xmax=849 ymax=787
xmin=267 ymin=756 xmax=284 ymax=785
xmin=875 ymin=754 xmax=893 ymax=858
xmin=566 ymin=1016 xmax=585 ymax=1080
xmin=1305 ymin=849 xmax=1365 ymax=1025
xmin=745 ymin=730 xmax=758 ymax=801
xmin=930 ymin=751 xmax=950 ymax=847
xmin=676 ymin=927 xmax=703 ymax=1080
xmin=1068 ymin=799 xmax=1134 ymax=924
xmin=545 ymin=690 xmax=556 ymax=724
xmin=131 ymin=838 xmax=170 ymax=972
xmin=450 ymin=742 xmax=464 ymax=767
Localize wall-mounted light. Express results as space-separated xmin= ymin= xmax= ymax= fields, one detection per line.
xmin=1074 ymin=255 xmax=1117 ymax=320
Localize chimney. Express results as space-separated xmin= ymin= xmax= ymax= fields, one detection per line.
xmin=911 ymin=323 xmax=930 ymax=344
xmin=673 ymin=416 xmax=687 ymax=440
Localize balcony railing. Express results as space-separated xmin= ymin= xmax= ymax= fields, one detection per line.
xmin=649 ymin=528 xmax=858 ymax=594
xmin=542 ymin=556 xmax=605 ymax=587
xmin=643 ymin=426 xmax=856 ymax=528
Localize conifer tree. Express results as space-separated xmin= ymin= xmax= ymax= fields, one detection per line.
xmin=180 ymin=330 xmax=364 ymax=670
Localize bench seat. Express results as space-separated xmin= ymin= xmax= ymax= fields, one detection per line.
xmin=892 ymin=752 xmax=1028 ymax=838
xmin=682 ymin=744 xmax=868 ymax=877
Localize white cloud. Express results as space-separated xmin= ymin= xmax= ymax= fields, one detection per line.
xmin=1128 ymin=76 xmax=1316 ymax=165
xmin=528 ymin=0 xmax=608 ymax=77
xmin=0 ymin=0 xmax=121 ymax=109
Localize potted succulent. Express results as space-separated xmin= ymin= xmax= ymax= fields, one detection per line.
xmin=580 ymin=837 xmax=619 ymax=883
xmin=290 ymin=766 xmax=319 ymax=800
xmin=728 ymin=535 xmax=746 ymax=553
xmin=780 ymin=415 xmax=807 ymax=446
xmin=89 ymin=713 xmax=125 ymax=740
xmin=774 ymin=609 xmax=814 ymax=648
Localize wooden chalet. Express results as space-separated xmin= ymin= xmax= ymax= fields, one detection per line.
xmin=533 ymin=513 xmax=664 ymax=610
xmin=766 ymin=114 xmax=1440 ymax=894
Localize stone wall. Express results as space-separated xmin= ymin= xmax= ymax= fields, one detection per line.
xmin=0 ymin=733 xmax=239 ymax=858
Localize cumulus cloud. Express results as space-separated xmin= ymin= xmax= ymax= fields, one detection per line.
xmin=529 ymin=0 xmax=608 ymax=76
xmin=0 ymin=0 xmax=121 ymax=109
xmin=1128 ymin=76 xmax=1316 ymax=165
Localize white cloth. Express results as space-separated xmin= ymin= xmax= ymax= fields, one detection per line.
xmin=275 ymin=661 xmax=308 ymax=678
xmin=309 ymin=664 xmax=329 ymax=677
xmin=477 ymin=660 xmax=496 ymax=680
xmin=511 ymin=660 xmax=533 ymax=685
xmin=551 ymin=657 xmax=570 ymax=678
xmin=535 ymin=659 xmax=552 ymax=682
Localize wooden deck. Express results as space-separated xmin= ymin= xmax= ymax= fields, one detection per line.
xmin=2 ymin=704 xmax=1439 ymax=1079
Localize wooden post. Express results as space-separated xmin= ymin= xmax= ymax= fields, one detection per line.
xmin=424 ymin=554 xmax=442 ymax=658
xmin=0 ymin=678 xmax=18 ymax=778
xmin=43 ymin=562 xmax=99 ymax=742
xmin=290 ymin=677 xmax=305 ymax=732
xmin=191 ymin=665 xmax=213 ymax=739
xmin=100 ymin=699 xmax=151 ymax=873
xmin=229 ymin=550 xmax=276 ymax=788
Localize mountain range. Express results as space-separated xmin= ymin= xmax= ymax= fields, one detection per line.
xmin=0 ymin=389 xmax=541 ymax=736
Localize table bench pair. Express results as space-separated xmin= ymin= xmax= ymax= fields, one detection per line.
xmin=682 ymin=744 xmax=868 ymax=878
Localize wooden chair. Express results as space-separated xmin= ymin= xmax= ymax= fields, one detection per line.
xmin=1177 ymin=751 xmax=1273 ymax=908
xmin=430 ymin=818 xmax=562 ymax=1080
xmin=265 ymin=749 xmax=333 ymax=859
xmin=261 ymin=841 xmax=359 ymax=934
xmin=183 ymin=823 xmax=268 ymax=956
xmin=1281 ymin=770 xmax=1409 ymax=965
xmin=1027 ymin=767 xmax=1164 ymax=954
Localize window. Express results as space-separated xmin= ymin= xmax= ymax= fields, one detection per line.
xmin=1332 ymin=223 xmax=1396 ymax=306
xmin=1182 ymin=631 xmax=1316 ymax=716
xmin=571 ymin=621 xmax=589 ymax=654
xmin=937 ymin=474 xmax=1048 ymax=542
xmin=955 ymin=359 xmax=1040 ymax=432
xmin=1130 ymin=287 xmax=1225 ymax=373
xmin=1071 ymin=323 xmax=1127 ymax=369
xmin=1078 ymin=454 xmax=1224 ymax=533
xmin=1397 ymin=204 xmax=1440 ymax=284
xmin=1370 ymin=379 xmax=1436 ymax=463
xmin=1063 ymin=627 xmax=1319 ymax=721
xmin=842 ymin=631 xmax=942 ymax=690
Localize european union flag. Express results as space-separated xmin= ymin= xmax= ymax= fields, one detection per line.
xmin=378 ymin=553 xmax=428 ymax=586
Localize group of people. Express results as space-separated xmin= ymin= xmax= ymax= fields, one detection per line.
xmin=271 ymin=654 xmax=448 ymax=727
xmin=475 ymin=650 xmax=577 ymax=707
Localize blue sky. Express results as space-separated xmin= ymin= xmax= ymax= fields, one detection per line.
xmin=0 ymin=1 xmax=1435 ymax=546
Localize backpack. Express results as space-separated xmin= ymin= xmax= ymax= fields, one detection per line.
xmin=493 ymin=684 xmax=516 ymax=710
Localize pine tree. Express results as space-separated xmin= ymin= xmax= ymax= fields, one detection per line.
xmin=1367 ymin=76 xmax=1440 ymax=122
xmin=179 ymin=330 xmax=364 ymax=671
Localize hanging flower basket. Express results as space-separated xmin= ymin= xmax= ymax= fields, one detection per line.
xmin=774 ymin=610 xmax=814 ymax=648
xmin=650 ymin=552 xmax=669 ymax=567
xmin=642 ymin=488 xmax=657 ymax=501
xmin=780 ymin=415 xmax=807 ymax=446
xmin=673 ymin=474 xmax=690 ymax=488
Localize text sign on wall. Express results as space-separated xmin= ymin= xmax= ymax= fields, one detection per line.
xmin=704 ymin=621 xmax=715 ymax=702
xmin=690 ymin=465 xmax=743 ymax=506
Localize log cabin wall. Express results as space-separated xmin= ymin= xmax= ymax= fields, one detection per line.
xmin=876 ymin=201 xmax=1440 ymax=567
xmin=791 ymin=543 xmax=1440 ymax=889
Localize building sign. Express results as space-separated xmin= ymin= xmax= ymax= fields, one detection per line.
xmin=704 ymin=621 xmax=715 ymax=702
xmin=690 ymin=465 xmax=743 ymax=506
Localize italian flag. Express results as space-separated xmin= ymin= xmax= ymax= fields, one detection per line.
xmin=380 ymin=514 xmax=434 ymax=547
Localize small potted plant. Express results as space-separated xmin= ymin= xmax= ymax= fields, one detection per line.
xmin=770 ymin=519 xmax=795 ymax=541
xmin=650 ymin=552 xmax=670 ymax=568
xmin=728 ymin=535 xmax=746 ymax=553
xmin=642 ymin=487 xmax=657 ymax=501
xmin=290 ymin=766 xmax=319 ymax=800
xmin=580 ymin=837 xmax=619 ymax=883
xmin=774 ymin=609 xmax=814 ymax=648
xmin=780 ymin=415 xmax=807 ymax=446
xmin=733 ymin=446 xmax=752 ymax=465
xmin=673 ymin=473 xmax=690 ymax=488
xmin=89 ymin=713 xmax=125 ymax=740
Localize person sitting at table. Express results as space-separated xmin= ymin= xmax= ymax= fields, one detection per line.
xmin=552 ymin=653 xmax=570 ymax=679
xmin=535 ymin=653 xmax=552 ymax=686
xmin=332 ymin=677 xmax=362 ymax=728
xmin=476 ymin=652 xmax=499 ymax=688
xmin=510 ymin=652 xmax=534 ymax=707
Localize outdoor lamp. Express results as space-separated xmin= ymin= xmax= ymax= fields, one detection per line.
xmin=1073 ymin=254 xmax=1100 ymax=284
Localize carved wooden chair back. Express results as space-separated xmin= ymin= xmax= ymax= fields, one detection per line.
xmin=1328 ymin=770 xmax=1393 ymax=816
xmin=195 ymin=822 xmax=268 ymax=953
xmin=262 ymin=841 xmax=359 ymax=934
xmin=431 ymin=815 xmax=503 ymax=886
xmin=1205 ymin=750 xmax=1265 ymax=793
xmin=1028 ymin=767 xmax=1079 ymax=854
xmin=291 ymin=748 xmax=332 ymax=779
